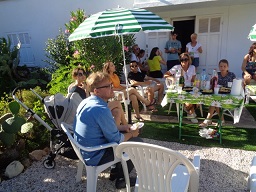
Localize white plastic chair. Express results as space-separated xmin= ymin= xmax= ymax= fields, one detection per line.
xmin=60 ymin=122 xmax=121 ymax=192
xmin=111 ymin=90 xmax=129 ymax=120
xmin=248 ymin=155 xmax=256 ymax=192
xmin=115 ymin=142 xmax=200 ymax=192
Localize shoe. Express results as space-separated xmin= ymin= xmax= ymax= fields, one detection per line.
xmin=134 ymin=116 xmax=144 ymax=122
xmin=199 ymin=119 xmax=212 ymax=127
xmin=115 ymin=177 xmax=136 ymax=189
xmin=187 ymin=113 xmax=198 ymax=123
xmin=146 ymin=98 xmax=156 ymax=107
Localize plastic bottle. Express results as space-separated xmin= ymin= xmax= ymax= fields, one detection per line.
xmin=245 ymin=87 xmax=250 ymax=104
xmin=200 ymin=69 xmax=208 ymax=90
xmin=194 ymin=72 xmax=201 ymax=89
xmin=175 ymin=69 xmax=181 ymax=90
xmin=210 ymin=69 xmax=218 ymax=90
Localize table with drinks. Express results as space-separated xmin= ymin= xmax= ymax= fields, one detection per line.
xmin=161 ymin=84 xmax=244 ymax=144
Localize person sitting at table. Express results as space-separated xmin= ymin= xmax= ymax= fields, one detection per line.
xmin=199 ymin=59 xmax=236 ymax=127
xmin=128 ymin=61 xmax=164 ymax=107
xmin=103 ymin=61 xmax=155 ymax=121
xmin=69 ymin=66 xmax=128 ymax=127
xmin=147 ymin=47 xmax=166 ymax=78
xmin=164 ymin=53 xmax=198 ymax=123
xmin=241 ymin=42 xmax=256 ymax=86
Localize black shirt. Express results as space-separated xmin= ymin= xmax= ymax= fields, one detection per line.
xmin=70 ymin=86 xmax=86 ymax=99
xmin=128 ymin=71 xmax=146 ymax=82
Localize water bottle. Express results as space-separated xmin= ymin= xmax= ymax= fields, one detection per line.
xmin=194 ymin=72 xmax=201 ymax=89
xmin=175 ymin=69 xmax=181 ymax=90
xmin=245 ymin=87 xmax=250 ymax=104
xmin=200 ymin=69 xmax=208 ymax=90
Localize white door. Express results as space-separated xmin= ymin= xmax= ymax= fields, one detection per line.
xmin=146 ymin=32 xmax=169 ymax=74
xmin=196 ymin=15 xmax=222 ymax=75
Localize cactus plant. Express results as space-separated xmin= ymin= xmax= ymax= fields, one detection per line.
xmin=0 ymin=101 xmax=33 ymax=147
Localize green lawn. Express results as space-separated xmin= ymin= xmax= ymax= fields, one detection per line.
xmin=139 ymin=98 xmax=256 ymax=151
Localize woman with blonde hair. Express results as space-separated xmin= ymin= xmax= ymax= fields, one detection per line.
xmin=103 ymin=61 xmax=156 ymax=121
xmin=69 ymin=66 xmax=128 ymax=127
xmin=186 ymin=33 xmax=203 ymax=71
xmin=164 ymin=53 xmax=198 ymax=123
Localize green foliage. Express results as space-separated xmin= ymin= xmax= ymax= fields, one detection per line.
xmin=0 ymin=37 xmax=19 ymax=95
xmin=9 ymin=101 xmax=20 ymax=115
xmin=0 ymin=101 xmax=28 ymax=147
xmin=44 ymin=9 xmax=135 ymax=94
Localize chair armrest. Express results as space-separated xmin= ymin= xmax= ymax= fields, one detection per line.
xmin=61 ymin=122 xmax=119 ymax=152
xmin=192 ymin=154 xmax=200 ymax=174
xmin=76 ymin=141 xmax=118 ymax=152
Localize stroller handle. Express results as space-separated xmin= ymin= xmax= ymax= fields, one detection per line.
xmin=12 ymin=86 xmax=52 ymax=131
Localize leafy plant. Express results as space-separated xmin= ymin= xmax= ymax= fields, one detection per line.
xmin=0 ymin=101 xmax=33 ymax=147
xmin=44 ymin=9 xmax=135 ymax=94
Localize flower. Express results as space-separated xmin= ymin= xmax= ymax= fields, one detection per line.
xmin=123 ymin=46 xmax=129 ymax=52
xmin=73 ymin=50 xmax=80 ymax=58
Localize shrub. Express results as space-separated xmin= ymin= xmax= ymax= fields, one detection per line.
xmin=44 ymin=9 xmax=135 ymax=95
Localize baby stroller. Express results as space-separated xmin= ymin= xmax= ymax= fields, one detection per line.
xmin=12 ymin=87 xmax=82 ymax=169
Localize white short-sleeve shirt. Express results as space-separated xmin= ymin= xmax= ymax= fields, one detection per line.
xmin=169 ymin=65 xmax=196 ymax=82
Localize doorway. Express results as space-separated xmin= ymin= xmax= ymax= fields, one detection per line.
xmin=173 ymin=20 xmax=195 ymax=53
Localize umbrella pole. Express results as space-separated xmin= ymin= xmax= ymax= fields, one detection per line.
xmin=121 ymin=35 xmax=132 ymax=124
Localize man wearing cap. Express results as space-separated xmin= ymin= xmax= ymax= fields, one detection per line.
xmin=165 ymin=32 xmax=182 ymax=71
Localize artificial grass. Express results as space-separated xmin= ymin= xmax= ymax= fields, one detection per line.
xmin=139 ymin=98 xmax=256 ymax=151
xmin=140 ymin=121 xmax=256 ymax=151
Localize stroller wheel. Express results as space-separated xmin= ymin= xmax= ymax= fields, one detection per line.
xmin=43 ymin=159 xmax=56 ymax=169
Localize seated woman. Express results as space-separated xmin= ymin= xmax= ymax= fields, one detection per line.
xmin=199 ymin=59 xmax=236 ymax=127
xmin=70 ymin=67 xmax=128 ymax=127
xmin=103 ymin=61 xmax=155 ymax=121
xmin=128 ymin=61 xmax=164 ymax=106
xmin=242 ymin=42 xmax=256 ymax=86
xmin=164 ymin=53 xmax=198 ymax=123
xmin=147 ymin=47 xmax=166 ymax=78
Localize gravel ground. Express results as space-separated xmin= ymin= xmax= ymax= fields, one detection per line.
xmin=0 ymin=138 xmax=254 ymax=192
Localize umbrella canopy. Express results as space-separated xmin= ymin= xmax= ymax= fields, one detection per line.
xmin=248 ymin=24 xmax=256 ymax=41
xmin=68 ymin=8 xmax=174 ymax=41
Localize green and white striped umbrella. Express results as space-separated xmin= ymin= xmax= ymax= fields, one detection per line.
xmin=248 ymin=24 xmax=256 ymax=41
xmin=68 ymin=8 xmax=174 ymax=42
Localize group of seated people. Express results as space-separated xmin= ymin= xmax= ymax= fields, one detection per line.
xmin=67 ymin=42 xmax=256 ymax=189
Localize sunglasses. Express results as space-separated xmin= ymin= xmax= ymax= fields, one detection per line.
xmin=96 ymin=83 xmax=113 ymax=89
xmin=180 ymin=58 xmax=189 ymax=62
xmin=130 ymin=65 xmax=138 ymax=68
xmin=78 ymin=72 xmax=84 ymax=77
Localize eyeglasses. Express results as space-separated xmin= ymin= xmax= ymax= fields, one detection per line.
xmin=180 ymin=58 xmax=189 ymax=62
xmin=78 ymin=73 xmax=84 ymax=77
xmin=96 ymin=83 xmax=113 ymax=89
xmin=130 ymin=65 xmax=138 ymax=68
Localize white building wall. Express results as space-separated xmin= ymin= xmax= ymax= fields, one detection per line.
xmin=0 ymin=0 xmax=134 ymax=67
xmin=143 ymin=3 xmax=256 ymax=77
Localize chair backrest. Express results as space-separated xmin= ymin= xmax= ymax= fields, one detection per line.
xmin=116 ymin=142 xmax=199 ymax=192
xmin=60 ymin=122 xmax=85 ymax=163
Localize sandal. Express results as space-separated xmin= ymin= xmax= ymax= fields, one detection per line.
xmin=199 ymin=119 xmax=212 ymax=128
xmin=146 ymin=98 xmax=156 ymax=107
xmin=134 ymin=116 xmax=144 ymax=122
